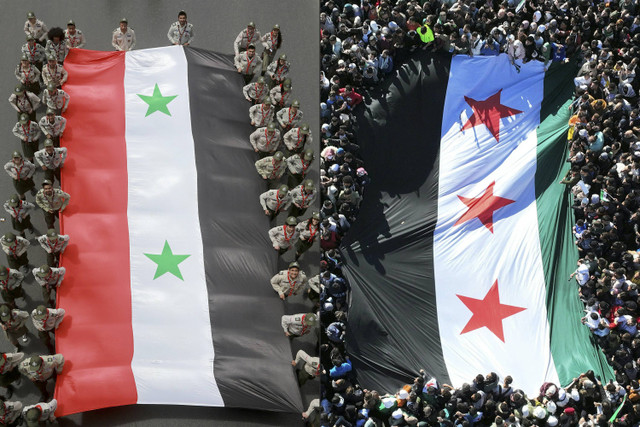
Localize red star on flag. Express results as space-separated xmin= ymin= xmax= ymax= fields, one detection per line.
xmin=454 ymin=181 xmax=515 ymax=233
xmin=461 ymin=89 xmax=523 ymax=143
xmin=456 ymin=280 xmax=526 ymax=342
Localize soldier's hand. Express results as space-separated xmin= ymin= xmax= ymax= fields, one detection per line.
xmin=291 ymin=360 xmax=296 ymax=366
xmin=42 ymin=166 xmax=47 ymax=170
xmin=237 ymin=68 xmax=242 ymax=73
xmin=273 ymin=245 xmax=280 ymax=250
xmin=264 ymin=210 xmax=270 ymax=215
xmin=279 ymin=294 xmax=285 ymax=300
xmin=284 ymin=331 xmax=290 ymax=337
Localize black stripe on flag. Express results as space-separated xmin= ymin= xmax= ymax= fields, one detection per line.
xmin=342 ymin=52 xmax=453 ymax=392
xmin=183 ymin=47 xmax=303 ymax=412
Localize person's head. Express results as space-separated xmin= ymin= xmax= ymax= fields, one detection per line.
xmin=247 ymin=21 xmax=255 ymax=32
xmin=36 ymin=264 xmax=51 ymax=278
xmin=278 ymin=53 xmax=287 ymax=64
xmin=0 ymin=304 xmax=11 ymax=322
xmin=291 ymin=99 xmax=300 ymax=110
xmin=26 ymin=34 xmax=35 ymax=45
xmin=119 ymin=18 xmax=128 ymax=32
xmin=11 ymin=151 xmax=23 ymax=165
xmin=288 ymin=262 xmax=300 ymax=278
xmin=47 ymin=228 xmax=58 ymax=243
xmin=44 ymin=139 xmax=55 ymax=154
xmin=48 ymin=27 xmax=65 ymax=43
xmin=46 ymin=108 xmax=56 ymax=122
xmin=246 ymin=44 xmax=255 ymax=57
xmin=42 ymin=179 xmax=54 ymax=196
xmin=285 ymin=216 xmax=297 ymax=232
xmin=47 ymin=54 xmax=57 ymax=66
xmin=47 ymin=82 xmax=57 ymax=96
xmin=272 ymin=24 xmax=280 ymax=34
xmin=178 ymin=10 xmax=187 ymax=25
xmin=67 ymin=20 xmax=76 ymax=34
xmin=27 ymin=11 xmax=36 ymax=24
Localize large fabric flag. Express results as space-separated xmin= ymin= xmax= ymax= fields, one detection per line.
xmin=342 ymin=52 xmax=613 ymax=395
xmin=55 ymin=46 xmax=303 ymax=416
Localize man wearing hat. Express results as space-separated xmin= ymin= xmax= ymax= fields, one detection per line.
xmin=270 ymin=262 xmax=308 ymax=300
xmin=260 ymin=24 xmax=282 ymax=75
xmin=268 ymin=216 xmax=300 ymax=255
xmin=21 ymin=34 xmax=46 ymax=70
xmin=37 ymin=229 xmax=69 ymax=267
xmin=0 ymin=399 xmax=23 ymax=425
xmin=32 ymin=264 xmax=65 ymax=304
xmin=255 ymin=150 xmax=287 ymax=181
xmin=249 ymin=101 xmax=275 ymax=128
xmin=289 ymin=179 xmax=316 ymax=217
xmin=250 ymin=121 xmax=281 ymax=154
xmin=4 ymin=152 xmax=35 ymax=200
xmin=41 ymin=54 xmax=67 ymax=88
xmin=65 ymin=20 xmax=86 ymax=49
xmin=167 ymin=10 xmax=194 ymax=46
xmin=276 ymin=99 xmax=303 ymax=131
xmin=292 ymin=349 xmax=320 ymax=386
xmin=242 ymin=76 xmax=269 ymax=104
xmin=41 ymin=83 xmax=70 ymax=115
xmin=15 ymin=54 xmax=41 ymax=95
xmin=35 ymin=180 xmax=70 ymax=229
xmin=0 ymin=265 xmax=25 ymax=308
xmin=38 ymin=108 xmax=66 ymax=147
xmin=11 ymin=113 xmax=40 ymax=164
xmin=34 ymin=139 xmax=67 ymax=184
xmin=266 ymin=53 xmax=290 ymax=89
xmin=8 ymin=84 xmax=40 ymax=121
xmin=18 ymin=354 xmax=64 ymax=400
xmin=24 ymin=12 xmax=48 ymax=46
xmin=0 ymin=305 xmax=29 ymax=350
xmin=0 ymin=352 xmax=24 ymax=400
xmin=259 ymin=184 xmax=292 ymax=219
xmin=281 ymin=312 xmax=317 ymax=337
xmin=31 ymin=305 xmax=65 ymax=354
xmin=284 ymin=123 xmax=312 ymax=153
xmin=234 ymin=22 xmax=261 ymax=55
xmin=287 ymin=148 xmax=314 ymax=186
xmin=23 ymin=399 xmax=57 ymax=426
xmin=112 ymin=18 xmax=136 ymax=51
xmin=269 ymin=78 xmax=292 ymax=110
xmin=234 ymin=44 xmax=262 ymax=84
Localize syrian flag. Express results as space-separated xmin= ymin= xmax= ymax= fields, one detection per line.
xmin=342 ymin=53 xmax=614 ymax=396
xmin=54 ymin=46 xmax=303 ymax=416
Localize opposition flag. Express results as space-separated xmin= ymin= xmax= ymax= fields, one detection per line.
xmin=55 ymin=46 xmax=303 ymax=415
xmin=342 ymin=52 xmax=614 ymax=396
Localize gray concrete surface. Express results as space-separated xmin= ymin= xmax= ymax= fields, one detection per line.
xmin=0 ymin=1 xmax=319 ymax=425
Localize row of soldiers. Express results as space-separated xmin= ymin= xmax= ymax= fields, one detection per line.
xmin=233 ymin=22 xmax=320 ymax=390
xmin=0 ymin=11 xmax=75 ymax=426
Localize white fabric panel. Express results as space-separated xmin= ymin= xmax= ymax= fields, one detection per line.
xmin=124 ymin=46 xmax=223 ymax=406
xmin=433 ymin=55 xmax=560 ymax=395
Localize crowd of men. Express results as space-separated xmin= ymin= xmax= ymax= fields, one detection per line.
xmin=0 ymin=10 xmax=200 ymax=426
xmin=313 ymin=0 xmax=640 ymax=426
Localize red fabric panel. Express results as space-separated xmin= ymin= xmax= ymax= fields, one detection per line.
xmin=55 ymin=49 xmax=137 ymax=416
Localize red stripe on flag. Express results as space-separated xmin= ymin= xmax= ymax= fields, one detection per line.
xmin=55 ymin=49 xmax=137 ymax=416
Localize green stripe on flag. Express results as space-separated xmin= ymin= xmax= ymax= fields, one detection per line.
xmin=535 ymin=60 xmax=614 ymax=386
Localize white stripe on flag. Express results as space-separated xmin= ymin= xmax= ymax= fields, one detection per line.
xmin=124 ymin=46 xmax=223 ymax=405
xmin=434 ymin=55 xmax=559 ymax=394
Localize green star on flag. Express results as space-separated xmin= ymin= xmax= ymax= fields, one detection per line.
xmin=144 ymin=240 xmax=190 ymax=280
xmin=137 ymin=83 xmax=178 ymax=117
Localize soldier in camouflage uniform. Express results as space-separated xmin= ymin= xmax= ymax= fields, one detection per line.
xmin=41 ymin=83 xmax=70 ymax=115
xmin=259 ymin=184 xmax=291 ymax=219
xmin=167 ymin=11 xmax=194 ymax=46
xmin=283 ymin=123 xmax=312 ymax=153
xmin=65 ymin=20 xmax=86 ymax=49
xmin=266 ymin=53 xmax=290 ymax=89
xmin=255 ymin=151 xmax=287 ymax=182
xmin=32 ymin=265 xmax=65 ymax=306
xmin=41 ymin=55 xmax=67 ymax=88
xmin=34 ymin=139 xmax=67 ymax=184
xmin=269 ymin=78 xmax=292 ymax=110
xmin=18 ymin=355 xmax=64 ymax=400
xmin=295 ymin=211 xmax=321 ymax=260
xmin=31 ymin=305 xmax=65 ymax=354
xmin=24 ymin=12 xmax=48 ymax=46
xmin=0 ymin=352 xmax=24 ymax=400
xmin=268 ymin=216 xmax=299 ymax=255
xmin=260 ymin=24 xmax=282 ymax=75
xmin=8 ymin=85 xmax=39 ymax=122
xmin=289 ymin=179 xmax=317 ymax=218
xmin=12 ymin=114 xmax=40 ymax=162
xmin=0 ymin=234 xmax=29 ymax=272
xmin=281 ymin=312 xmax=317 ymax=337
xmin=0 ymin=399 xmax=23 ymax=426
xmin=234 ymin=44 xmax=262 ymax=84
xmin=3 ymin=194 xmax=34 ymax=237
xmin=270 ymin=262 xmax=308 ymax=300
xmin=0 ymin=266 xmax=25 ymax=308
xmin=21 ymin=34 xmax=46 ymax=71
xmin=276 ymin=99 xmax=303 ymax=131
xmin=38 ymin=109 xmax=66 ymax=147
xmin=0 ymin=305 xmax=29 ymax=350
xmin=249 ymin=101 xmax=275 ymax=127
xmin=15 ymin=54 xmax=41 ymax=95
xmin=292 ymin=349 xmax=320 ymax=386
xmin=23 ymin=399 xmax=57 ymax=426
xmin=233 ymin=22 xmax=261 ymax=55
xmin=242 ymin=76 xmax=269 ymax=105
xmin=250 ymin=122 xmax=281 ymax=155
xmin=36 ymin=180 xmax=70 ymax=229
xmin=287 ymin=148 xmax=314 ymax=187
xmin=37 ymin=229 xmax=69 ymax=267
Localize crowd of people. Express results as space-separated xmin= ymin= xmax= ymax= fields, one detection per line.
xmin=313 ymin=0 xmax=640 ymax=426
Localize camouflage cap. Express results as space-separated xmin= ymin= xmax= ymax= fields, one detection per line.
xmin=3 ymin=233 xmax=15 ymax=243
xmin=303 ymin=149 xmax=314 ymax=161
xmin=43 ymin=139 xmax=54 ymax=148
xmin=36 ymin=265 xmax=51 ymax=277
xmin=277 ymin=185 xmax=289 ymax=196
xmin=282 ymin=78 xmax=292 ymax=89
xmin=0 ymin=266 xmax=7 ymax=278
xmin=288 ymin=262 xmax=300 ymax=270
xmin=273 ymin=24 xmax=280 ymax=30
xmin=120 ymin=17 xmax=128 ymax=23
xmin=25 ymin=407 xmax=41 ymax=422
xmin=46 ymin=54 xmax=56 ymax=62
xmin=28 ymin=355 xmax=42 ymax=371
xmin=279 ymin=53 xmax=287 ymax=60
xmin=247 ymin=21 xmax=255 ymax=28
xmin=0 ymin=305 xmax=11 ymax=320
xmin=300 ymin=123 xmax=310 ymax=134
xmin=32 ymin=305 xmax=48 ymax=320
xmin=47 ymin=82 xmax=57 ymax=92
xmin=304 ymin=313 xmax=318 ymax=325
xmin=42 ymin=179 xmax=53 ymax=187
xmin=27 ymin=12 xmax=35 ymax=19
xmin=14 ymin=85 xmax=25 ymax=95
xmin=291 ymin=100 xmax=300 ymax=108
xmin=311 ymin=211 xmax=321 ymax=220
xmin=285 ymin=216 xmax=297 ymax=226
xmin=267 ymin=122 xmax=277 ymax=132
xmin=257 ymin=76 xmax=266 ymax=84
xmin=19 ymin=113 xmax=29 ymax=125
xmin=7 ymin=195 xmax=20 ymax=208
xmin=67 ymin=19 xmax=76 ymax=26
xmin=20 ymin=53 xmax=29 ymax=61
xmin=303 ymin=179 xmax=314 ymax=191
xmin=12 ymin=151 xmax=22 ymax=159
xmin=46 ymin=229 xmax=58 ymax=239
xmin=46 ymin=108 xmax=56 ymax=116
xmin=273 ymin=151 xmax=284 ymax=162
